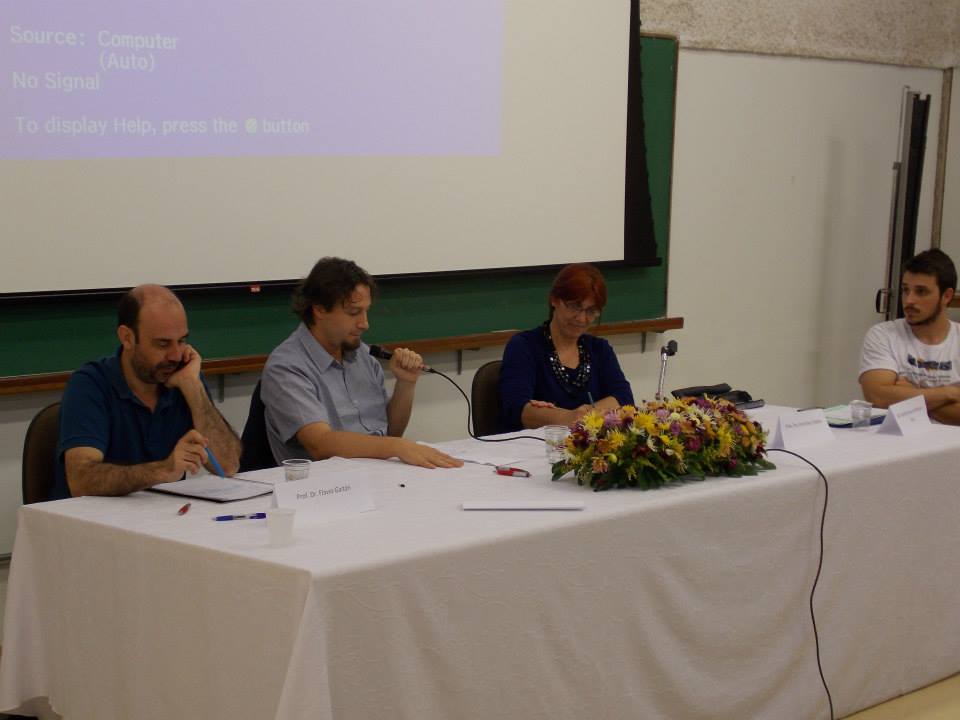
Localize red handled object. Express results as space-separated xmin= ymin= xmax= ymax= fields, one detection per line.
xmin=495 ymin=466 xmax=531 ymax=478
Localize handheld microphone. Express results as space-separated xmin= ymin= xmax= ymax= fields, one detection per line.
xmin=368 ymin=345 xmax=544 ymax=443
xmin=368 ymin=344 xmax=436 ymax=374
xmin=655 ymin=339 xmax=678 ymax=401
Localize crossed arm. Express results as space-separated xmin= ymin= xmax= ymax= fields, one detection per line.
xmin=859 ymin=369 xmax=960 ymax=425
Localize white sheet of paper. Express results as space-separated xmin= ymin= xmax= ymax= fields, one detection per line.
xmin=767 ymin=408 xmax=835 ymax=450
xmin=233 ymin=465 xmax=294 ymax=486
xmin=425 ymin=436 xmax=546 ymax=466
xmin=878 ymin=395 xmax=931 ymax=436
xmin=150 ymin=474 xmax=273 ymax=502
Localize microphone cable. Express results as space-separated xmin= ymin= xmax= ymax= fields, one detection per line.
xmin=430 ymin=368 xmax=546 ymax=443
xmin=767 ymin=447 xmax=835 ymax=720
xmin=422 ymin=343 xmax=832 ymax=717
xmin=428 ymin=350 xmax=832 ymax=717
xmin=368 ymin=345 xmax=544 ymax=443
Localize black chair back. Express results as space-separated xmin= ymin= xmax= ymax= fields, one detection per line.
xmin=22 ymin=402 xmax=61 ymax=504
xmin=239 ymin=381 xmax=277 ymax=472
xmin=470 ymin=360 xmax=503 ymax=437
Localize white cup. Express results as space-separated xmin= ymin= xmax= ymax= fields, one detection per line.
xmin=849 ymin=400 xmax=873 ymax=430
xmin=282 ymin=458 xmax=311 ymax=482
xmin=267 ymin=507 xmax=296 ymax=547
xmin=544 ymin=425 xmax=570 ymax=463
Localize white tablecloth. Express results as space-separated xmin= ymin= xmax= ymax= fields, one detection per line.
xmin=2 ymin=417 xmax=959 ymax=719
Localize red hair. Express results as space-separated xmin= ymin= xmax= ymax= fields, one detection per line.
xmin=549 ymin=263 xmax=607 ymax=312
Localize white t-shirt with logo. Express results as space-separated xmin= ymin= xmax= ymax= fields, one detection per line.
xmin=859 ymin=319 xmax=960 ymax=388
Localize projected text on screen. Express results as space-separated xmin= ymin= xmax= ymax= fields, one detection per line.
xmin=2 ymin=1 xmax=502 ymax=159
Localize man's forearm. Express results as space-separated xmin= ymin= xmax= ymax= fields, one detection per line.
xmin=386 ymin=380 xmax=416 ymax=437
xmin=303 ymin=431 xmax=402 ymax=461
xmin=863 ymin=383 xmax=957 ymax=411
xmin=929 ymin=401 xmax=960 ymax=425
xmin=69 ymin=460 xmax=172 ymax=497
xmin=180 ymin=381 xmax=241 ymax=474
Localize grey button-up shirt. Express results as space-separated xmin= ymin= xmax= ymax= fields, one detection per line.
xmin=261 ymin=323 xmax=390 ymax=463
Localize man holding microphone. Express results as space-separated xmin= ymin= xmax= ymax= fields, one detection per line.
xmin=261 ymin=256 xmax=461 ymax=469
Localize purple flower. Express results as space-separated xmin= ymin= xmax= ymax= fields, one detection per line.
xmin=669 ymin=420 xmax=682 ymax=436
xmin=655 ymin=409 xmax=670 ymax=422
xmin=570 ymin=428 xmax=590 ymax=449
xmin=685 ymin=436 xmax=702 ymax=452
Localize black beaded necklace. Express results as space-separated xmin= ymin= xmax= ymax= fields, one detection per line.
xmin=542 ymin=322 xmax=591 ymax=395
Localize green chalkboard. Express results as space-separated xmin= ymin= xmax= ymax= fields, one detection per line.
xmin=0 ymin=36 xmax=676 ymax=378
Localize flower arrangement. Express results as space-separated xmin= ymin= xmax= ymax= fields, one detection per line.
xmin=551 ymin=396 xmax=775 ymax=491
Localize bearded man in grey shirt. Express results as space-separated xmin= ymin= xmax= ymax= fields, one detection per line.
xmin=261 ymin=257 xmax=461 ymax=469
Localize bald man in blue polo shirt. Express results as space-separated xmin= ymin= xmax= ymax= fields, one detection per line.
xmin=53 ymin=285 xmax=241 ymax=499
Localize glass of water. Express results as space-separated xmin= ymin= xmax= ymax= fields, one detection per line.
xmin=282 ymin=458 xmax=311 ymax=482
xmin=849 ymin=400 xmax=873 ymax=430
xmin=544 ymin=425 xmax=570 ymax=463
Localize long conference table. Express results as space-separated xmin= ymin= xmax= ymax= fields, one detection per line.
xmin=1 ymin=407 xmax=959 ymax=720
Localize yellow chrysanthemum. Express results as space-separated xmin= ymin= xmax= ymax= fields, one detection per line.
xmin=633 ymin=413 xmax=658 ymax=435
xmin=716 ymin=425 xmax=734 ymax=456
xmin=583 ymin=412 xmax=604 ymax=436
xmin=607 ymin=429 xmax=626 ymax=451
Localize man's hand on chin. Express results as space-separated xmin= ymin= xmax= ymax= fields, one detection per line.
xmin=165 ymin=345 xmax=203 ymax=389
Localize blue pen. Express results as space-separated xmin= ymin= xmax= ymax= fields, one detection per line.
xmin=206 ymin=448 xmax=226 ymax=478
xmin=587 ymin=391 xmax=595 ymax=407
xmin=213 ymin=513 xmax=266 ymax=521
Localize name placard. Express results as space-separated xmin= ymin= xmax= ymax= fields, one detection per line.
xmin=878 ymin=395 xmax=931 ymax=437
xmin=272 ymin=476 xmax=375 ymax=521
xmin=768 ymin=408 xmax=835 ymax=450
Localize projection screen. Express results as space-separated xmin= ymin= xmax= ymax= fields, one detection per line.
xmin=1 ymin=1 xmax=633 ymax=294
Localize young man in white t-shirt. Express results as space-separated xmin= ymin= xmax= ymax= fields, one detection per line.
xmin=859 ymin=248 xmax=960 ymax=424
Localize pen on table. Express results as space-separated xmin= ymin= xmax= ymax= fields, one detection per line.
xmin=587 ymin=391 xmax=595 ymax=407
xmin=495 ymin=466 xmax=531 ymax=478
xmin=177 ymin=502 xmax=191 ymax=516
xmin=206 ymin=448 xmax=226 ymax=478
xmin=213 ymin=513 xmax=266 ymax=521
xmin=797 ymin=406 xmax=823 ymax=411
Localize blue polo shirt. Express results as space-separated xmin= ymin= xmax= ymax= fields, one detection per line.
xmin=53 ymin=348 xmax=208 ymax=500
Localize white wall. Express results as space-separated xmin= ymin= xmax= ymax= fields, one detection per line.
xmin=0 ymin=49 xmax=946 ymax=555
xmin=942 ymin=69 xmax=960 ymax=256
xmin=665 ymin=50 xmax=942 ymax=411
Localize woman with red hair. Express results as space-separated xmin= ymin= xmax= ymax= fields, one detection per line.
xmin=499 ymin=263 xmax=634 ymax=431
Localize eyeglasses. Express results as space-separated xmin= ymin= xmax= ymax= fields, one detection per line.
xmin=562 ymin=301 xmax=601 ymax=321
